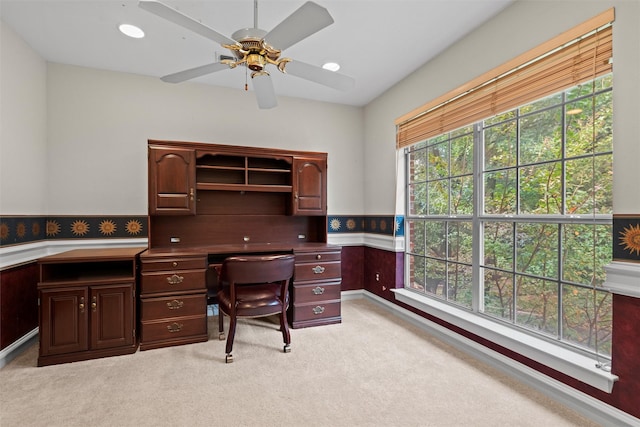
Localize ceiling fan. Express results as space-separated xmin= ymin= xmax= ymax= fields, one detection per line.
xmin=138 ymin=0 xmax=355 ymax=109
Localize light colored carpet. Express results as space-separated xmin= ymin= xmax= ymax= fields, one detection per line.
xmin=0 ymin=298 xmax=600 ymax=427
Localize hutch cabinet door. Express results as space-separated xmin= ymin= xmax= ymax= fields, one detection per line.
xmin=149 ymin=146 xmax=196 ymax=215
xmin=292 ymin=156 xmax=327 ymax=216
xmin=90 ymin=284 xmax=135 ymax=350
xmin=39 ymin=287 xmax=89 ymax=356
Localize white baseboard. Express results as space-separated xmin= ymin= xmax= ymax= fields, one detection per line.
xmin=349 ymin=290 xmax=640 ymax=427
xmin=0 ymin=328 xmax=38 ymax=369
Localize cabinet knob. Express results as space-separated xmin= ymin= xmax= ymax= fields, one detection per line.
xmin=91 ymin=296 xmax=97 ymax=312
xmin=167 ymin=274 xmax=184 ymax=285
xmin=312 ymin=286 xmax=325 ymax=295
xmin=166 ymin=299 xmax=184 ymax=310
xmin=172 ymin=261 xmax=178 ymax=267
xmin=316 ymin=254 xmax=322 ymax=260
xmin=79 ymin=297 xmax=85 ymax=313
xmin=167 ymin=322 xmax=183 ymax=333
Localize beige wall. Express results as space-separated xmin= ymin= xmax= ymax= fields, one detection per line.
xmin=364 ymin=0 xmax=640 ymax=215
xmin=0 ymin=20 xmax=47 ymax=215
xmin=45 ymin=64 xmax=365 ymax=215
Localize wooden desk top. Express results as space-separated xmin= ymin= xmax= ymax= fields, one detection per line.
xmin=141 ymin=242 xmax=340 ymax=258
xmin=38 ymin=247 xmax=147 ymax=263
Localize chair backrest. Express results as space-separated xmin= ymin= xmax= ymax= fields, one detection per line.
xmin=220 ymin=254 xmax=295 ymax=286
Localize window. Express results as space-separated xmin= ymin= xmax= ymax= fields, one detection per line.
xmin=405 ymin=75 xmax=613 ymax=357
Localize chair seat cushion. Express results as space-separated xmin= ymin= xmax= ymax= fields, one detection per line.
xmin=217 ymin=283 xmax=286 ymax=317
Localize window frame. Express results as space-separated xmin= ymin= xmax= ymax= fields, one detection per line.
xmin=403 ymin=78 xmax=613 ymax=369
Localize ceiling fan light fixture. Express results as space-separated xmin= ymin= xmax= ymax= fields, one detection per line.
xmin=322 ymin=62 xmax=340 ymax=72
xmin=118 ymin=23 xmax=145 ymax=39
xmin=247 ymin=53 xmax=267 ymax=71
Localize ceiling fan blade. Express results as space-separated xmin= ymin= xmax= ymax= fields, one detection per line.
xmin=161 ymin=62 xmax=229 ymax=83
xmin=284 ymin=60 xmax=355 ymax=91
xmin=264 ymin=1 xmax=334 ymax=51
xmin=252 ymin=74 xmax=277 ymax=109
xmin=139 ymin=0 xmax=236 ymax=46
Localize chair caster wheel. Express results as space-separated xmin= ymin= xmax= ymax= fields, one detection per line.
xmin=219 ymin=333 xmax=225 ymax=340
xmin=283 ymin=344 xmax=291 ymax=353
xmin=225 ymin=354 xmax=233 ymax=363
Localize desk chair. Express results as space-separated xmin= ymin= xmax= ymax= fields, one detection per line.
xmin=216 ymin=254 xmax=295 ymax=363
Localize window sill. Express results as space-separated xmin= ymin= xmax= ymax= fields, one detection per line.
xmin=391 ymin=288 xmax=618 ymax=393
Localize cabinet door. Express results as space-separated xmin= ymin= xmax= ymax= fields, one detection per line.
xmin=292 ymin=156 xmax=327 ymax=215
xmin=90 ymin=284 xmax=135 ymax=350
xmin=39 ymin=287 xmax=88 ymax=356
xmin=149 ymin=146 xmax=196 ymax=215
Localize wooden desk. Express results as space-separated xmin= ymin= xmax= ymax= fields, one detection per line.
xmin=138 ymin=243 xmax=342 ymax=351
xmin=142 ymin=140 xmax=340 ymax=351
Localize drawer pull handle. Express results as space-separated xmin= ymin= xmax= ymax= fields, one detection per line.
xmin=166 ymin=299 xmax=184 ymax=310
xmin=312 ymin=265 xmax=325 ymax=274
xmin=312 ymin=286 xmax=325 ymax=295
xmin=312 ymin=306 xmax=325 ymax=315
xmin=167 ymin=274 xmax=184 ymax=285
xmin=167 ymin=322 xmax=183 ymax=333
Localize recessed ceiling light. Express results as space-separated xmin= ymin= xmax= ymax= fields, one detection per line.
xmin=119 ymin=24 xmax=145 ymax=39
xmin=322 ymin=62 xmax=340 ymax=72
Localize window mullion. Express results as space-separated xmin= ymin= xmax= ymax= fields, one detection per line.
xmin=472 ymin=123 xmax=483 ymax=313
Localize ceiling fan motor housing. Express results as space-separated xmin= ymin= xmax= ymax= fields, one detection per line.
xmin=230 ymin=28 xmax=283 ymax=72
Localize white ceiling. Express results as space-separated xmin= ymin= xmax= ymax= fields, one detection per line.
xmin=0 ymin=0 xmax=514 ymax=107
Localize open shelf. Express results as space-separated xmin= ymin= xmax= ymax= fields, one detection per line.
xmin=40 ymin=260 xmax=135 ymax=283
xmin=195 ymin=153 xmax=292 ymax=190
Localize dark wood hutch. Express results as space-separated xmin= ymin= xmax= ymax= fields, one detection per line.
xmin=139 ymin=140 xmax=342 ymax=350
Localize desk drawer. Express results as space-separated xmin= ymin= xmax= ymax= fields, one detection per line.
xmin=294 ymin=261 xmax=341 ymax=282
xmin=292 ymin=281 xmax=341 ymax=304
xmin=140 ymin=269 xmax=206 ymax=294
xmin=141 ymin=257 xmax=206 ymax=272
xmin=292 ymin=300 xmax=341 ymax=322
xmin=140 ymin=294 xmax=206 ymax=321
xmin=294 ymin=251 xmax=341 ymax=263
xmin=140 ymin=314 xmax=207 ymax=343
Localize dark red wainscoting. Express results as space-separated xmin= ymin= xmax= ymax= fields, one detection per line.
xmin=340 ymin=246 xmax=364 ymax=291
xmin=0 ymin=262 xmax=39 ymax=350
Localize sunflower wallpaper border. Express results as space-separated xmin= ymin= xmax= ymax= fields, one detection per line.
xmin=613 ymin=215 xmax=640 ymax=263
xmin=328 ymin=215 xmax=404 ymax=237
xmin=1 ymin=215 xmax=403 ymax=247
xmin=0 ymin=216 xmax=147 ymax=247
